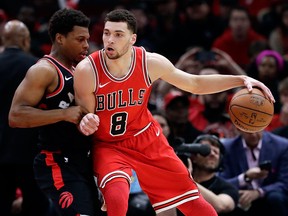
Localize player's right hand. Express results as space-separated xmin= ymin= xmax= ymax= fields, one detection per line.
xmin=79 ymin=113 xmax=100 ymax=136
xmin=63 ymin=106 xmax=86 ymax=124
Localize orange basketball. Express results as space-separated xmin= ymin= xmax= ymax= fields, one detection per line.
xmin=229 ymin=88 xmax=274 ymax=133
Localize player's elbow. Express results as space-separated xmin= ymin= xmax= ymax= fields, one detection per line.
xmin=8 ymin=109 xmax=22 ymax=128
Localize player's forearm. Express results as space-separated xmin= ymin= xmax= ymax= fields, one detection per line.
xmin=9 ymin=105 xmax=66 ymax=128
xmin=190 ymin=75 xmax=246 ymax=95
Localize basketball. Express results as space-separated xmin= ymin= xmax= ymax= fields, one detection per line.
xmin=229 ymin=88 xmax=274 ymax=133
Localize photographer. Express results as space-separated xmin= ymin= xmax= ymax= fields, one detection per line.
xmin=175 ymin=134 xmax=239 ymax=215
xmin=153 ymin=108 xmax=238 ymax=215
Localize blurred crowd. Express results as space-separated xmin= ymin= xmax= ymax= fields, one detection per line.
xmin=2 ymin=0 xmax=288 ymax=115
xmin=1 ymin=0 xmax=288 ymax=215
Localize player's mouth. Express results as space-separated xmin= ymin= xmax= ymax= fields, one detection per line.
xmin=80 ymin=51 xmax=88 ymax=59
xmin=105 ymin=47 xmax=115 ymax=55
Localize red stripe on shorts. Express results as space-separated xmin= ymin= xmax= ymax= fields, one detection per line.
xmin=43 ymin=151 xmax=65 ymax=190
xmin=153 ymin=189 xmax=199 ymax=213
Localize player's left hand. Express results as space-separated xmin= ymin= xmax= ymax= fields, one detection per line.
xmin=79 ymin=113 xmax=100 ymax=136
xmin=243 ymin=76 xmax=275 ymax=103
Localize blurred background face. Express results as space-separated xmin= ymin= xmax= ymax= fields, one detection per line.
xmin=193 ymin=139 xmax=220 ymax=172
xmin=155 ymin=0 xmax=177 ymax=17
xmin=280 ymin=89 xmax=288 ymax=104
xmin=186 ymin=2 xmax=210 ymax=20
xmin=130 ymin=8 xmax=148 ymax=31
xmin=229 ymin=9 xmax=250 ymax=38
xmin=240 ymin=131 xmax=262 ymax=148
xmin=202 ymin=91 xmax=227 ymax=110
xmin=166 ymin=99 xmax=189 ymax=124
xmin=153 ymin=114 xmax=170 ymax=138
xmin=282 ymin=9 xmax=288 ymax=27
xmin=258 ymin=56 xmax=278 ymax=81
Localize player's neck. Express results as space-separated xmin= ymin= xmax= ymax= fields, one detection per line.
xmin=104 ymin=49 xmax=133 ymax=78
xmin=49 ymin=48 xmax=74 ymax=70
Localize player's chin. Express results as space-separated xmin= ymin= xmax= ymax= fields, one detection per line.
xmin=75 ymin=54 xmax=87 ymax=63
xmin=80 ymin=53 xmax=88 ymax=60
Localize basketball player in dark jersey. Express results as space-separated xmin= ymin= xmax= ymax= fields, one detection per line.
xmin=9 ymin=9 xmax=100 ymax=216
xmin=73 ymin=9 xmax=274 ymax=216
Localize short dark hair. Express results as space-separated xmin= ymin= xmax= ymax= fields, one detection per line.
xmin=193 ymin=134 xmax=224 ymax=154
xmin=228 ymin=5 xmax=250 ymax=21
xmin=48 ymin=8 xmax=90 ymax=42
xmin=104 ymin=9 xmax=137 ymax=34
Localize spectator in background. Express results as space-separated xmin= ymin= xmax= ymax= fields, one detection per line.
xmin=0 ymin=9 xmax=7 ymax=53
xmin=257 ymin=0 xmax=286 ymax=38
xmin=129 ymin=3 xmax=156 ymax=52
xmin=152 ymin=110 xmax=176 ymax=146
xmin=247 ymin=49 xmax=287 ymax=113
xmin=0 ymin=20 xmax=51 ymax=216
xmin=213 ymin=6 xmax=266 ymax=70
xmin=247 ymin=40 xmax=270 ymax=63
xmin=17 ymin=5 xmax=51 ymax=57
xmin=269 ymin=4 xmax=288 ymax=57
xmin=181 ymin=0 xmax=224 ymax=51
xmin=164 ymin=90 xmax=203 ymax=144
xmin=219 ymin=130 xmax=288 ymax=216
xmin=174 ymin=47 xmax=246 ymax=76
xmin=238 ymin=0 xmax=272 ymax=23
xmin=269 ymin=77 xmax=288 ymax=133
xmin=212 ymin=0 xmax=238 ymax=30
xmin=188 ymin=68 xmax=239 ymax=138
xmin=148 ymin=0 xmax=186 ymax=63
xmin=188 ymin=134 xmax=239 ymax=215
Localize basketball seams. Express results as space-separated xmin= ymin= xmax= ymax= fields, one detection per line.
xmin=231 ymin=92 xmax=265 ymax=100
xmin=229 ymin=104 xmax=273 ymax=116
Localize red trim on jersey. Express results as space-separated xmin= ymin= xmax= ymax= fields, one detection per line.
xmin=43 ymin=57 xmax=65 ymax=98
xmin=44 ymin=55 xmax=74 ymax=75
xmin=88 ymin=55 xmax=99 ymax=92
xmin=99 ymin=48 xmax=136 ymax=82
xmin=140 ymin=47 xmax=151 ymax=87
xmin=43 ymin=151 xmax=65 ymax=190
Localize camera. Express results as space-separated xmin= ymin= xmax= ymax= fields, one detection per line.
xmin=172 ymin=137 xmax=211 ymax=158
xmin=171 ymin=137 xmax=210 ymax=168
xmin=195 ymin=51 xmax=215 ymax=62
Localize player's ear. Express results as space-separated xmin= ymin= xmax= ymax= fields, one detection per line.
xmin=131 ymin=33 xmax=137 ymax=45
xmin=55 ymin=33 xmax=63 ymax=45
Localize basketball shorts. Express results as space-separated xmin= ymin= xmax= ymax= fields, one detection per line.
xmin=34 ymin=151 xmax=101 ymax=216
xmin=92 ymin=121 xmax=200 ymax=214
